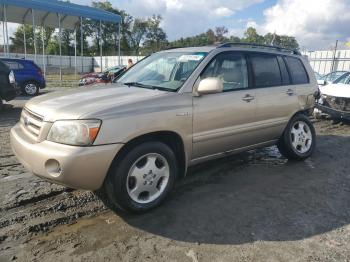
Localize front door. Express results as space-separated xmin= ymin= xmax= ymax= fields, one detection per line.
xmin=192 ymin=51 xmax=257 ymax=160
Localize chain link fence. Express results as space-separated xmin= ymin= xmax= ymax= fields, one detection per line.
xmin=302 ymin=50 xmax=350 ymax=75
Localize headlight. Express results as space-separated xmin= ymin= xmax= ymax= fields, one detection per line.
xmin=47 ymin=120 xmax=101 ymax=146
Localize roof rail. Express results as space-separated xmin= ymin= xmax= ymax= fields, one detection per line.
xmin=217 ymin=42 xmax=301 ymax=55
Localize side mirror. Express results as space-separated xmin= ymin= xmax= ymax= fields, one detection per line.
xmin=317 ymin=79 xmax=327 ymax=86
xmin=197 ymin=77 xmax=223 ymax=95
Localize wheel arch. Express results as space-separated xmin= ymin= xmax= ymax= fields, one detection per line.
xmin=22 ymin=79 xmax=40 ymax=87
xmin=108 ymin=131 xmax=188 ymax=180
xmin=282 ymin=109 xmax=313 ymax=133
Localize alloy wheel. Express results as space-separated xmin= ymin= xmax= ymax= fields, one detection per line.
xmin=126 ymin=153 xmax=170 ymax=204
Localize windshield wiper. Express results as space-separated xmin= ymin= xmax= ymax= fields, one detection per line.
xmin=123 ymin=82 xmax=175 ymax=92
xmin=123 ymin=82 xmax=155 ymax=89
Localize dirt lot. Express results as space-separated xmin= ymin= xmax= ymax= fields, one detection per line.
xmin=1 ymin=96 xmax=350 ymax=262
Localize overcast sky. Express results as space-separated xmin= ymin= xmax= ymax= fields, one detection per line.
xmin=9 ymin=0 xmax=350 ymax=50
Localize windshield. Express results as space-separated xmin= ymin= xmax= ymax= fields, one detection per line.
xmin=322 ymin=71 xmax=347 ymax=82
xmin=334 ymin=72 xmax=350 ymax=84
xmin=104 ymin=66 xmax=122 ymax=74
xmin=117 ymin=52 xmax=207 ymax=92
xmin=314 ymin=72 xmax=322 ymax=80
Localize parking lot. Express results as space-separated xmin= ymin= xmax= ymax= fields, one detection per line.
xmin=1 ymin=96 xmax=350 ymax=261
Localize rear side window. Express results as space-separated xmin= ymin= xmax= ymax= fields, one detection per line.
xmin=250 ymin=54 xmax=282 ymax=88
xmin=284 ymin=57 xmax=309 ymax=84
xmin=4 ymin=61 xmax=24 ymax=70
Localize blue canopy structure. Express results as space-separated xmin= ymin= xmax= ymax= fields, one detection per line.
xmin=0 ymin=0 xmax=122 ymax=82
xmin=0 ymin=0 xmax=121 ymax=28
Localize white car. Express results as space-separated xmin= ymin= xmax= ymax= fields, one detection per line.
xmin=315 ymin=77 xmax=350 ymax=121
xmin=317 ymin=71 xmax=349 ymax=85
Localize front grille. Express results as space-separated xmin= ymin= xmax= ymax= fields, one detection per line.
xmin=20 ymin=108 xmax=44 ymax=139
xmin=323 ymin=95 xmax=350 ymax=112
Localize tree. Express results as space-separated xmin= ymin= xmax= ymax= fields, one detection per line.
xmin=264 ymin=33 xmax=299 ymax=49
xmin=90 ymin=1 xmax=134 ymax=55
xmin=76 ymin=23 xmax=90 ymax=56
xmin=143 ymin=15 xmax=167 ymax=53
xmin=126 ymin=18 xmax=148 ymax=55
xmin=243 ymin=27 xmax=265 ymax=44
xmin=214 ymin=26 xmax=228 ymax=42
xmin=10 ymin=25 xmax=54 ymax=54
xmin=278 ymin=35 xmax=299 ymax=49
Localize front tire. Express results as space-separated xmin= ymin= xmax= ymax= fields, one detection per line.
xmin=22 ymin=82 xmax=39 ymax=96
xmin=277 ymin=114 xmax=316 ymax=161
xmin=103 ymin=141 xmax=178 ymax=213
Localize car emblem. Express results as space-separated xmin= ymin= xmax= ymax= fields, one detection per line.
xmin=24 ymin=116 xmax=30 ymax=126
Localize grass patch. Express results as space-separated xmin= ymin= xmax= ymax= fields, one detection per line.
xmin=45 ymin=73 xmax=80 ymax=89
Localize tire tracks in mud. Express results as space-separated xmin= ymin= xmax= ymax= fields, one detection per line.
xmin=0 ymin=106 xmax=107 ymax=246
xmin=0 ymin=175 xmax=107 ymax=244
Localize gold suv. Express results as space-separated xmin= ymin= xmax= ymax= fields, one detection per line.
xmin=11 ymin=43 xmax=318 ymax=213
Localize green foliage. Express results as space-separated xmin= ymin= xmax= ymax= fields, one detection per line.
xmin=242 ymin=27 xmax=265 ymax=44
xmin=142 ymin=15 xmax=167 ymax=54
xmin=167 ymin=26 xmax=299 ymax=50
xmin=10 ymin=25 xmax=54 ymax=54
xmin=8 ymin=1 xmax=299 ymax=56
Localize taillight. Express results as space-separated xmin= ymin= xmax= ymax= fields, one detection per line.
xmin=9 ymin=70 xmax=15 ymax=84
xmin=38 ymin=69 xmax=43 ymax=76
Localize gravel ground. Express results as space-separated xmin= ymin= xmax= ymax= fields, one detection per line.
xmin=0 ymin=96 xmax=350 ymax=262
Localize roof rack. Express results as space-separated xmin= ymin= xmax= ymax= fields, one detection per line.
xmin=217 ymin=42 xmax=301 ymax=55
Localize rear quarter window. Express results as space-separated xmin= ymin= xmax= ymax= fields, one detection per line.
xmin=4 ymin=61 xmax=23 ymax=70
xmin=284 ymin=57 xmax=309 ymax=84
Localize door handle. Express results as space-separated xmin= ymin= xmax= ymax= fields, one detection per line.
xmin=242 ymin=94 xmax=255 ymax=102
xmin=286 ymin=89 xmax=294 ymax=96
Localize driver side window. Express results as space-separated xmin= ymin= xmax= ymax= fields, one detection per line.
xmin=201 ymin=52 xmax=248 ymax=91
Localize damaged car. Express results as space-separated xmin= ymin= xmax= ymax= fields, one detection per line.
xmin=315 ymin=74 xmax=350 ymax=121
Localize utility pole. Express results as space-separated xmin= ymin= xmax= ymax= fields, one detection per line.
xmin=331 ymin=40 xmax=338 ymax=72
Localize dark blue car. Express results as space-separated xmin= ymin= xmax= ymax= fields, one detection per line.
xmin=1 ymin=58 xmax=46 ymax=96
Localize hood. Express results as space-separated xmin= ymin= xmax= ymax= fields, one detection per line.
xmin=319 ymin=83 xmax=350 ymax=98
xmin=25 ymin=85 xmax=168 ymax=122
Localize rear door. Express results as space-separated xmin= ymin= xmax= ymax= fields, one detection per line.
xmin=250 ymin=53 xmax=299 ymax=143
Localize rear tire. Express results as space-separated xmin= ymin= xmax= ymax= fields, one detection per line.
xmin=103 ymin=141 xmax=178 ymax=213
xmin=277 ymin=114 xmax=316 ymax=161
xmin=22 ymin=81 xmax=39 ymax=96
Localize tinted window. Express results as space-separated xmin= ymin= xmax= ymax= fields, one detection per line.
xmin=277 ymin=56 xmax=291 ymax=85
xmin=4 ymin=61 xmax=23 ymax=70
xmin=201 ymin=52 xmax=248 ymax=91
xmin=250 ymin=54 xmax=282 ymax=87
xmin=284 ymin=57 xmax=309 ymax=84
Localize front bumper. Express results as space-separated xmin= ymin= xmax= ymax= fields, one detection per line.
xmin=10 ymin=123 xmax=123 ymax=191
xmin=315 ymin=103 xmax=350 ymax=121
